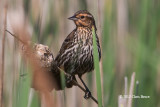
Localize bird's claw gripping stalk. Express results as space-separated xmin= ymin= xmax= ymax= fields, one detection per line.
xmin=66 ymin=74 xmax=73 ymax=83
xmin=84 ymin=90 xmax=92 ymax=99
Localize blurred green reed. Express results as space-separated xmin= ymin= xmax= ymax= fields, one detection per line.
xmin=60 ymin=70 xmax=66 ymax=90
xmin=60 ymin=69 xmax=66 ymax=106
xmin=92 ymin=27 xmax=103 ymax=107
xmin=13 ymin=60 xmax=32 ymax=107
xmin=102 ymin=0 xmax=160 ymax=107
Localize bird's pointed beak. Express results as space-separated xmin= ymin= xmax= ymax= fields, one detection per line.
xmin=68 ymin=15 xmax=78 ymax=21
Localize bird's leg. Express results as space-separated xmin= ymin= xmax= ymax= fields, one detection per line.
xmin=78 ymin=75 xmax=92 ymax=99
xmin=66 ymin=74 xmax=73 ymax=83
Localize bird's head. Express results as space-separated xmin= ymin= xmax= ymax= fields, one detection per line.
xmin=68 ymin=10 xmax=96 ymax=30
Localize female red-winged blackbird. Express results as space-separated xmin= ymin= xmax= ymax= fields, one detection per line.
xmin=55 ymin=10 xmax=101 ymax=99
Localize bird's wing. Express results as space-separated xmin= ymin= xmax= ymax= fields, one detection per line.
xmin=96 ymin=34 xmax=101 ymax=60
xmin=55 ymin=29 xmax=76 ymax=67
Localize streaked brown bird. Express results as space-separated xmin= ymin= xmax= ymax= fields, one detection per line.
xmin=55 ymin=10 xmax=101 ymax=98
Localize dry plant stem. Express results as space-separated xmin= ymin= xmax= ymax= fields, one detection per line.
xmin=124 ymin=77 xmax=128 ymax=107
xmin=127 ymin=72 xmax=135 ymax=107
xmin=40 ymin=92 xmax=55 ymax=107
xmin=27 ymin=88 xmax=34 ymax=107
xmin=124 ymin=77 xmax=128 ymax=95
xmin=37 ymin=11 xmax=42 ymax=41
xmin=0 ymin=5 xmax=7 ymax=107
xmin=5 ymin=30 xmax=26 ymax=44
xmin=72 ymin=80 xmax=98 ymax=104
xmin=118 ymin=77 xmax=128 ymax=107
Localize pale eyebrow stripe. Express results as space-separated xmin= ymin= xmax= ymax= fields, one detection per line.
xmin=87 ymin=15 xmax=93 ymax=18
xmin=78 ymin=13 xmax=93 ymax=18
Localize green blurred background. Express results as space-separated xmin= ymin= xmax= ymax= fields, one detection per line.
xmin=0 ymin=0 xmax=160 ymax=107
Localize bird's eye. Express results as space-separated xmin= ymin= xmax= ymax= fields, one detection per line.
xmin=81 ymin=16 xmax=85 ymax=19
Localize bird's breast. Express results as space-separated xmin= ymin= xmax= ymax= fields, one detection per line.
xmin=75 ymin=28 xmax=93 ymax=46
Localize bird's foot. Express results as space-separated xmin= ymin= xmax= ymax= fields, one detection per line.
xmin=66 ymin=74 xmax=73 ymax=83
xmin=84 ymin=90 xmax=92 ymax=99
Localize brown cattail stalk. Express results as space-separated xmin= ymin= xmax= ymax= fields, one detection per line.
xmin=0 ymin=4 xmax=7 ymax=107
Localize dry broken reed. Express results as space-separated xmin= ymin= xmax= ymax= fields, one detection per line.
xmin=0 ymin=4 xmax=7 ymax=107
xmin=118 ymin=72 xmax=136 ymax=107
xmin=127 ymin=72 xmax=135 ymax=107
